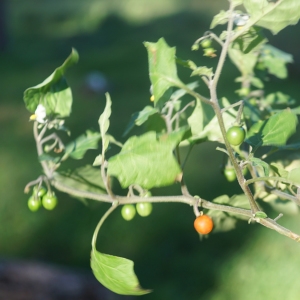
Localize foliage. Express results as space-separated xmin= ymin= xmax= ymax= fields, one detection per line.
xmin=23 ymin=0 xmax=300 ymax=296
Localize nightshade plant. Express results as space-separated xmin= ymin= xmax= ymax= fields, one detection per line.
xmin=24 ymin=0 xmax=300 ymax=296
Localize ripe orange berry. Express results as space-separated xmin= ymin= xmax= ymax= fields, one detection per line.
xmin=194 ymin=215 xmax=214 ymax=234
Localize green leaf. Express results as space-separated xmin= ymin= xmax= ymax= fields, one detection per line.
xmin=99 ymin=93 xmax=112 ymax=154
xmin=108 ymin=130 xmax=186 ymax=189
xmin=53 ymin=165 xmax=106 ymax=195
xmin=234 ymin=26 xmax=267 ymax=54
xmin=228 ymin=44 xmax=258 ymax=75
xmin=144 ymin=38 xmax=183 ymax=107
xmin=123 ymin=106 xmax=159 ymax=136
xmin=93 ymin=154 xmax=103 ymax=166
xmin=255 ymin=211 xmax=268 ymax=218
xmin=24 ymin=48 xmax=79 ymax=118
xmin=270 ymin=162 xmax=289 ymax=178
xmin=265 ymin=92 xmax=295 ymax=106
xmin=191 ymin=66 xmax=213 ymax=78
xmin=260 ymin=45 xmax=293 ymax=79
xmin=91 ymin=249 xmax=151 ymax=296
xmin=288 ymin=168 xmax=300 ymax=186
xmin=243 ymin=0 xmax=300 ymax=34
xmin=64 ymin=130 xmax=101 ymax=160
xmin=210 ymin=10 xmax=229 ymax=29
xmin=250 ymin=77 xmax=264 ymax=88
xmin=246 ymin=110 xmax=298 ymax=147
xmin=39 ymin=154 xmax=61 ymax=164
xmin=249 ymin=157 xmax=270 ymax=176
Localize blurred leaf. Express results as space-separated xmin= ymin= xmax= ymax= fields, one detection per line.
xmin=246 ymin=110 xmax=298 ymax=147
xmin=255 ymin=211 xmax=268 ymax=218
xmin=235 ymin=26 xmax=267 ymax=54
xmin=191 ymin=66 xmax=213 ymax=78
xmin=288 ymin=168 xmax=300 ymax=185
xmin=108 ymin=130 xmax=186 ymax=189
xmin=144 ymin=38 xmax=183 ymax=107
xmin=265 ymin=92 xmax=295 ymax=106
xmin=244 ymin=0 xmax=300 ymax=34
xmin=228 ymin=44 xmax=258 ymax=76
xmin=93 ymin=154 xmax=103 ymax=167
xmin=185 ymin=97 xmax=238 ymax=144
xmin=64 ymin=130 xmax=100 ymax=160
xmin=123 ymin=106 xmax=159 ymax=136
xmin=268 ymin=198 xmax=299 ymax=215
xmin=91 ymin=249 xmax=151 ymax=296
xmin=250 ymin=77 xmax=264 ymax=88
xmin=249 ymin=157 xmax=270 ymax=176
xmin=270 ymin=162 xmax=289 ymax=177
xmin=259 ymin=45 xmax=293 ymax=79
xmin=24 ymin=48 xmax=79 ymax=117
xmin=210 ymin=10 xmax=229 ymax=29
xmin=53 ymin=165 xmax=106 ymax=195
xmin=39 ymin=154 xmax=60 ymax=164
xmin=99 ymin=93 xmax=112 ymax=153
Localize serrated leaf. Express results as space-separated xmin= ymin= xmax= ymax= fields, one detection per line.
xmin=250 ymin=157 xmax=270 ymax=176
xmin=107 ymin=130 xmax=185 ymax=189
xmin=210 ymin=10 xmax=229 ymax=29
xmin=91 ymin=249 xmax=151 ymax=296
xmin=246 ymin=110 xmax=298 ymax=147
xmin=24 ymin=49 xmax=79 ymax=118
xmin=123 ymin=106 xmax=159 ymax=136
xmin=191 ymin=66 xmax=213 ymax=78
xmin=144 ymin=38 xmax=183 ymax=107
xmin=243 ymin=0 xmax=300 ymax=34
xmin=64 ymin=130 xmax=101 ymax=160
xmin=53 ymin=165 xmax=106 ymax=195
xmin=99 ymin=93 xmax=112 ymax=153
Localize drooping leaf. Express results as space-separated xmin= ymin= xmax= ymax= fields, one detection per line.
xmin=63 ymin=130 xmax=101 ymax=160
xmin=91 ymin=249 xmax=151 ymax=296
xmin=24 ymin=48 xmax=79 ymax=118
xmin=246 ymin=110 xmax=298 ymax=147
xmin=243 ymin=0 xmax=300 ymax=34
xmin=53 ymin=165 xmax=106 ymax=196
xmin=99 ymin=93 xmax=112 ymax=154
xmin=144 ymin=38 xmax=183 ymax=107
xmin=210 ymin=10 xmax=229 ymax=29
xmin=108 ymin=130 xmax=186 ymax=189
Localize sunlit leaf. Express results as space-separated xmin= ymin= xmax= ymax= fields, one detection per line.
xmin=99 ymin=93 xmax=112 ymax=153
xmin=91 ymin=249 xmax=151 ymax=296
xmin=246 ymin=110 xmax=298 ymax=147
xmin=108 ymin=130 xmax=186 ymax=189
xmin=24 ymin=48 xmax=79 ymax=117
xmin=210 ymin=10 xmax=229 ymax=29
xmin=144 ymin=38 xmax=183 ymax=107
xmin=243 ymin=0 xmax=300 ymax=34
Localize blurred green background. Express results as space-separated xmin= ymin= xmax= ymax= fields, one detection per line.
xmin=1 ymin=0 xmax=300 ymax=299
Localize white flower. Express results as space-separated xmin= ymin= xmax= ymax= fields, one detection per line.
xmin=234 ymin=14 xmax=250 ymax=26
xmin=30 ymin=104 xmax=47 ymax=123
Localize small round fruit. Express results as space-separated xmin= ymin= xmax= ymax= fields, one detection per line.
xmin=136 ymin=202 xmax=153 ymax=217
xmin=238 ymin=87 xmax=250 ymax=97
xmin=33 ymin=186 xmax=47 ymax=197
xmin=194 ymin=215 xmax=214 ymax=234
xmin=224 ymin=168 xmax=236 ymax=182
xmin=226 ymin=126 xmax=246 ymax=146
xmin=42 ymin=193 xmax=58 ymax=210
xmin=121 ymin=204 xmax=136 ymax=221
xmin=28 ymin=196 xmax=41 ymax=212
xmin=201 ymin=39 xmax=211 ymax=48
